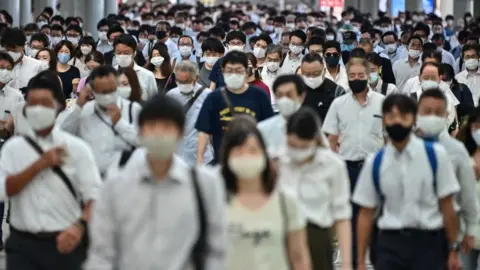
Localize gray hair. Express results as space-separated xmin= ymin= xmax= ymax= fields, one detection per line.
xmin=174 ymin=60 xmax=199 ymax=78
xmin=266 ymin=44 xmax=283 ymax=58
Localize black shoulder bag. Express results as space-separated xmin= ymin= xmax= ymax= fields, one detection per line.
xmin=381 ymin=82 xmax=389 ymax=95
xmin=94 ymin=108 xmax=136 ymax=150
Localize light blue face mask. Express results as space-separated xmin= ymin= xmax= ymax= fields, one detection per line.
xmin=341 ymin=43 xmax=355 ymax=52
xmin=57 ymin=53 xmax=71 ymax=64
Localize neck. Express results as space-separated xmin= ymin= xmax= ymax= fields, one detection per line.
xmin=289 ymin=52 xmax=300 ymax=59
xmin=246 ymin=76 xmax=255 ymax=83
xmin=408 ymin=56 xmax=419 ymax=64
xmin=369 ymin=80 xmax=378 ymax=88
xmin=147 ymin=155 xmax=172 ymax=182
xmin=36 ymin=126 xmax=54 ymax=137
xmin=229 ymin=83 xmax=249 ymax=94
xmin=205 ymin=62 xmax=213 ymax=70
xmin=58 ymin=63 xmax=68 ymax=68
xmin=237 ymin=176 xmax=263 ymax=193
xmin=327 ymin=65 xmax=338 ymax=74
xmin=354 ymin=89 xmax=368 ymax=104
xmin=467 ymin=68 xmax=479 ymax=74
xmin=392 ymin=137 xmax=410 ymax=152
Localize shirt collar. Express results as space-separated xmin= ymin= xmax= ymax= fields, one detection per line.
xmin=386 ymin=134 xmax=417 ymax=159
xmin=140 ymin=153 xmax=188 ymax=184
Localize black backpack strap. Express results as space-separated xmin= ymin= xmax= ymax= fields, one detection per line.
xmin=191 ymin=168 xmax=207 ymax=270
xmin=381 ymin=82 xmax=388 ymax=95
xmin=118 ymin=150 xmax=134 ymax=167
xmin=410 ymin=92 xmax=418 ymax=101
xmin=128 ymin=101 xmax=133 ymax=124
xmin=220 ymin=87 xmax=235 ymax=117
xmin=185 ymin=87 xmax=206 ymax=113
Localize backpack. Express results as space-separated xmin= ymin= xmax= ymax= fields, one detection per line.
xmin=372 ymin=141 xmax=438 ymax=205
xmin=381 ymin=82 xmax=389 ymax=95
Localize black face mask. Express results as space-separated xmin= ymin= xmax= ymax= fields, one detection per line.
xmin=349 ymin=79 xmax=368 ymax=93
xmin=385 ymin=123 xmax=412 ymax=142
xmin=325 ymin=55 xmax=340 ymax=66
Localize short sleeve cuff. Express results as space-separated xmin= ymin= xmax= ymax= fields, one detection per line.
xmin=113 ymin=118 xmax=130 ymax=133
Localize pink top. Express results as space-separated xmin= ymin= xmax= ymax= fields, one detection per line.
xmin=77 ymin=77 xmax=88 ymax=93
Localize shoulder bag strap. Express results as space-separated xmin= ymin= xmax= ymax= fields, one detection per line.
xmin=94 ymin=109 xmax=136 ymax=150
xmin=191 ymin=168 xmax=207 ymax=270
xmin=220 ymin=87 xmax=235 ymax=117
xmin=381 ymin=82 xmax=388 ymax=95
xmin=22 ymin=136 xmax=84 ymax=209
xmin=118 ymin=149 xmax=135 ymax=167
xmin=185 ymin=87 xmax=206 ymax=113
xmin=128 ymin=101 xmax=133 ymax=124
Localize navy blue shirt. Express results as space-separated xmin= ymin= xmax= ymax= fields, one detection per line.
xmin=208 ymin=58 xmax=225 ymax=88
xmin=195 ymin=86 xmax=274 ymax=162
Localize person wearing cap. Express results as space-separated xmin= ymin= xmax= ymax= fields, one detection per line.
xmin=340 ymin=31 xmax=358 ymax=64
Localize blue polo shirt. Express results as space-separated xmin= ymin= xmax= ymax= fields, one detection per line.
xmin=195 ymin=86 xmax=274 ymax=163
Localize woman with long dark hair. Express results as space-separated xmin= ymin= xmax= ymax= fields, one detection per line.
xmin=146 ymin=42 xmax=176 ymax=94
xmin=117 ymin=67 xmax=142 ymax=103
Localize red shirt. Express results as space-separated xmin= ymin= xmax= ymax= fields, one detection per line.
xmin=250 ymin=79 xmax=271 ymax=98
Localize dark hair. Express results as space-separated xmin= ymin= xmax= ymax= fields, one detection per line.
xmin=0 ymin=10 xmax=13 ymax=25
xmin=350 ymin=48 xmax=366 ymax=59
xmin=201 ymin=37 xmax=225 ymax=54
xmin=324 ymin=40 xmax=341 ymax=53
xmin=256 ymin=33 xmax=273 ymax=45
xmin=51 ymin=15 xmax=65 ymax=25
xmin=246 ymin=53 xmax=261 ymax=80
xmin=208 ymin=27 xmax=226 ymax=40
xmin=113 ymin=33 xmax=137 ymax=52
xmin=66 ymin=24 xmax=83 ymax=36
xmin=462 ymin=44 xmax=480 ymax=58
xmin=85 ymin=51 xmax=105 ymax=65
xmin=440 ymin=63 xmax=455 ymax=83
xmin=459 ymin=107 xmax=480 ymax=155
xmin=138 ymin=94 xmax=185 ymax=132
xmin=220 ymin=116 xmax=276 ymax=195
xmin=414 ymin=22 xmax=430 ymax=37
xmin=75 ymin=36 xmax=97 ymax=59
xmin=382 ymin=31 xmax=398 ymax=41
xmin=290 ymin=30 xmax=307 ymax=44
xmin=54 ymin=40 xmax=75 ymax=57
xmin=147 ymin=42 xmax=172 ymax=77
xmin=170 ymin=26 xmax=183 ymax=37
xmin=51 ymin=24 xmax=64 ymax=34
xmin=24 ymin=23 xmax=40 ymax=33
xmin=407 ymin=35 xmax=423 ymax=46
xmin=311 ymin=28 xmax=326 ymax=39
xmin=35 ymin=48 xmax=57 ymax=71
xmin=421 ymin=49 xmax=442 ymax=63
xmin=287 ymin=107 xmax=323 ymax=140
xmin=0 ymin=51 xmax=14 ymax=67
xmin=301 ymin=52 xmax=324 ymax=65
xmin=242 ymin=21 xmax=257 ymax=31
xmin=418 ymin=88 xmax=447 ymax=110
xmin=107 ymin=24 xmax=124 ymax=40
xmin=118 ymin=67 xmax=142 ymax=103
xmin=422 ymin=42 xmax=437 ymax=52
xmin=307 ymin=36 xmax=325 ymax=50
xmin=30 ymin=33 xmax=50 ymax=47
xmin=366 ymin=52 xmax=383 ymax=67
xmin=87 ymin=65 xmax=118 ymax=89
xmin=178 ymin=35 xmax=194 ymax=45
xmin=382 ymin=94 xmax=417 ymax=115
xmin=97 ymin=18 xmax=109 ymax=30
xmin=1 ymin=27 xmax=26 ymax=47
xmin=222 ymin=51 xmax=248 ymax=69
xmin=26 ymin=70 xmax=66 ymax=110
xmin=431 ymin=33 xmax=445 ymax=42
xmin=225 ymin=30 xmax=246 ymax=44
xmin=272 ymin=74 xmax=305 ymax=95
xmin=420 ymin=62 xmax=440 ymax=76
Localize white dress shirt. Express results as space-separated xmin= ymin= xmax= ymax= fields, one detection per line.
xmin=115 ymin=63 xmax=157 ymax=101
xmin=0 ymin=85 xmax=24 ymax=120
xmin=456 ymin=69 xmax=480 ymax=106
xmin=352 ymin=135 xmax=460 ymax=230
xmin=279 ymin=53 xmax=303 ymax=75
xmin=441 ymin=49 xmax=456 ymax=67
xmin=11 ymin=103 xmax=69 ymax=137
xmin=8 ymin=55 xmax=43 ymax=90
xmin=60 ymin=97 xmax=141 ymax=174
xmin=278 ymin=147 xmax=352 ymax=227
xmin=85 ymin=150 xmax=227 ymax=270
xmin=324 ymin=66 xmax=349 ymax=91
xmin=260 ymin=67 xmax=280 ymax=105
xmin=323 ymin=90 xmax=385 ymax=161
xmin=0 ymin=127 xmax=102 ymax=232
xmin=454 ymin=57 xmax=466 ymax=74
xmin=370 ymin=78 xmax=397 ymax=96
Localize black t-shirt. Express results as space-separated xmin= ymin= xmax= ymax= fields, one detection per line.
xmin=155 ymin=73 xmax=177 ymax=95
xmin=302 ymin=78 xmax=345 ymax=122
xmin=58 ymin=65 xmax=81 ymax=99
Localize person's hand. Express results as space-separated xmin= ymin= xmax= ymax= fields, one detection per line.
xmin=76 ymin=86 xmax=92 ymax=108
xmin=448 ymin=251 xmax=462 ymax=270
xmin=39 ymin=146 xmax=65 ymax=169
xmin=106 ymin=104 xmax=121 ymax=125
xmin=462 ymin=235 xmax=475 ymax=253
xmin=56 ymin=223 xmax=84 ymax=254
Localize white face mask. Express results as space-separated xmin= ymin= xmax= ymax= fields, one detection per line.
xmin=205 ymin=56 xmax=219 ymax=66
xmin=40 ymin=60 xmax=50 ymax=70
xmin=253 ymin=47 xmax=266 ymax=58
xmin=465 ymin=59 xmax=479 ymax=70
xmin=326 ymin=34 xmax=335 ymax=41
xmin=224 ymin=73 xmax=245 ymax=90
xmin=289 ymin=44 xmax=303 ymax=55
xmin=140 ymin=135 xmax=178 ymax=161
xmin=228 ymin=155 xmax=266 ymax=180
xmin=117 ymin=86 xmax=132 ymax=99
xmin=472 ymin=129 xmax=480 ymax=145
xmin=25 ymin=105 xmax=57 ymax=131
xmin=29 ymin=48 xmax=39 ymax=58
xmin=67 ymin=37 xmax=79 ymax=46
xmin=80 ymin=45 xmax=92 ymax=56
xmin=177 ymin=83 xmax=195 ymax=94
xmin=150 ymin=56 xmax=164 ymax=67
xmin=408 ymin=49 xmax=421 ymax=58
xmin=266 ymin=61 xmax=280 ymax=72
xmin=51 ymin=37 xmax=63 ymax=46
xmin=0 ymin=69 xmax=13 ymax=84
xmin=98 ymin=31 xmax=108 ymax=41
xmin=8 ymin=51 xmax=22 ymax=62
xmin=276 ymin=97 xmax=301 ymax=117
xmin=179 ymin=46 xmax=192 ymax=57
xmin=94 ymin=91 xmax=117 ymax=107
xmin=421 ymin=80 xmax=439 ymax=91
xmin=416 ymin=115 xmax=446 ymax=137
xmin=287 ymin=146 xmax=316 ymax=163
xmin=116 ymin=55 xmax=133 ymax=67
xmin=386 ymin=44 xmax=397 ymax=53
xmin=228 ymin=45 xmax=245 ymax=52
xmin=303 ymin=75 xmax=323 ymax=89
xmin=139 ymin=38 xmax=149 ymax=45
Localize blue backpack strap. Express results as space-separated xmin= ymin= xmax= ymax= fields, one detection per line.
xmin=372 ymin=148 xmax=386 ymax=201
xmin=423 ymin=141 xmax=438 ymax=194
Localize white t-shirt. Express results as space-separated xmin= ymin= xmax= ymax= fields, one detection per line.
xmin=227 ymin=190 xmax=306 ymax=270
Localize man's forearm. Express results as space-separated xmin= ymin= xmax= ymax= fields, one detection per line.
xmin=6 ymin=159 xmax=45 ymax=197
xmin=357 ymin=208 xmax=374 ymax=265
xmin=197 ymin=132 xmax=209 ymax=163
xmin=441 ymin=196 xmax=458 ymax=244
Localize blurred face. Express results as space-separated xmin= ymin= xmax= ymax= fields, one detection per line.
xmin=223 ymin=62 xmax=247 ymax=79
xmin=85 ymin=59 xmax=100 ymax=71
xmin=26 ymin=89 xmax=58 ymax=113
xmin=420 ymin=66 xmax=440 ymax=82
xmin=369 ymin=62 xmax=379 ymax=73
xmin=92 ymin=74 xmax=117 ymax=94
xmin=418 ymin=96 xmax=447 ymax=118
xmin=255 ymin=40 xmax=268 ymax=50
xmin=6 ymin=45 xmax=23 ymax=54
xmin=359 ymin=43 xmax=373 ymax=53
xmin=30 ymin=40 xmax=45 ymax=50
xmin=118 ymin=74 xmax=130 ymax=87
xmin=140 ymin=120 xmax=181 ymax=141
xmin=464 ymin=49 xmax=479 ymax=60
xmin=413 ymin=30 xmax=427 ymax=41
xmin=59 ymin=45 xmax=71 ymax=55
xmin=266 ymin=52 xmax=281 ymax=63
xmin=433 ymin=38 xmax=444 ymax=48
xmin=281 ymin=35 xmax=290 ymax=47
xmin=287 ymin=134 xmax=316 ymax=152
xmin=228 ymin=135 xmax=264 ymax=160
xmin=0 ymin=59 xmax=13 ymax=70
xmin=41 ymin=28 xmax=51 ymax=36
xmin=383 ymin=34 xmax=396 ymax=45
xmin=37 ymin=50 xmax=50 ymax=61
xmin=109 ymin=32 xmax=122 ymax=43
xmin=274 ymin=82 xmax=304 ymax=101
xmin=290 ymin=36 xmax=303 ymax=46
xmin=423 ymin=57 xmax=438 ymax=64
xmin=175 ymin=70 xmax=196 ymax=85
xmin=348 ymin=64 xmax=368 ymax=80
xmin=383 ymin=106 xmax=415 ymax=129
xmin=66 ymin=30 xmax=81 ymax=39
xmin=301 ymin=61 xmax=324 ymax=78
xmin=151 ymin=49 xmax=161 ymax=58
xmin=114 ymin=43 xmax=134 ymax=55
xmin=409 ymin=39 xmax=423 ymax=50
xmin=179 ymin=37 xmax=193 ymax=48
xmin=51 ymin=30 xmax=63 ymax=38
xmin=308 ymin=44 xmax=323 ymax=55
xmin=471 ymin=121 xmax=480 ymax=135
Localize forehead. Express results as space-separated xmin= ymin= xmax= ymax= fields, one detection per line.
xmin=421 ymin=66 xmax=439 ymax=75
xmin=348 ymin=63 xmax=367 ymax=74
xmin=301 ymin=60 xmax=323 ymax=70
xmin=92 ymin=74 xmax=117 ymax=87
xmin=224 ymin=62 xmax=246 ymax=70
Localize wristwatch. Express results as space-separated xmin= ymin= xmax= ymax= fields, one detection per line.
xmin=448 ymin=242 xmax=460 ymax=252
xmin=76 ymin=218 xmax=87 ymax=230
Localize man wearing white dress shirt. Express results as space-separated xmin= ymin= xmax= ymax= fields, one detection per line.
xmin=354 ymin=94 xmax=461 ymax=270
xmin=322 ymin=58 xmax=385 ymax=269
xmin=381 ymin=31 xmax=402 ymax=64
xmin=455 ymin=44 xmax=480 ymax=106
xmin=279 ymin=30 xmax=306 ymax=75
xmin=142 ymin=21 xmax=179 ymax=61
xmin=60 ymin=66 xmax=141 ymax=176
xmin=113 ymin=34 xmax=157 ymax=101
xmin=0 ymin=70 xmax=102 ymax=269
xmin=1 ymin=28 xmax=42 ymax=91
xmin=432 ymin=34 xmax=456 ymax=68
xmin=392 ymin=36 xmax=423 ymax=92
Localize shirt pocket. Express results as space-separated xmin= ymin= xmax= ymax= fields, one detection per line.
xmin=370 ymin=114 xmax=384 ymax=137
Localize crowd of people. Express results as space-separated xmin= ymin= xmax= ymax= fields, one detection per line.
xmin=0 ymin=0 xmax=480 ymax=269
